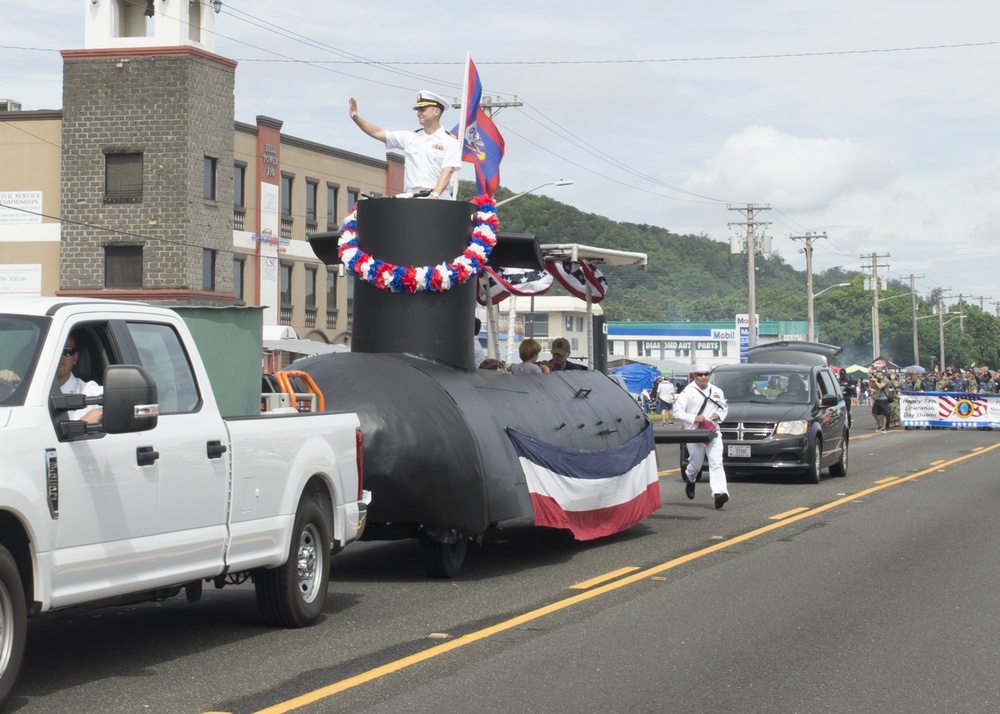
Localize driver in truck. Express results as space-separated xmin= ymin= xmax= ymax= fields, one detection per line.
xmin=56 ymin=334 xmax=103 ymax=423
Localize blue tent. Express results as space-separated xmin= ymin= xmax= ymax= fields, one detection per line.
xmin=612 ymin=362 xmax=661 ymax=395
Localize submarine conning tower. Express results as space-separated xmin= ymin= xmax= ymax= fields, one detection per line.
xmin=339 ymin=198 xmax=479 ymax=370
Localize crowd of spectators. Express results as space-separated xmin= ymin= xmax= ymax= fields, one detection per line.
xmin=838 ymin=365 xmax=997 ymax=432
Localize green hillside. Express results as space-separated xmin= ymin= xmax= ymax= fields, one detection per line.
xmin=460 ymin=182 xmax=1000 ymax=369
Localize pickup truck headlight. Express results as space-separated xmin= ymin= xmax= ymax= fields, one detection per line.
xmin=776 ymin=420 xmax=808 ymax=436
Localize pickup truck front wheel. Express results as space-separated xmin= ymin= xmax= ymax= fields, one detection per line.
xmin=0 ymin=545 xmax=27 ymax=709
xmin=255 ymin=500 xmax=330 ymax=628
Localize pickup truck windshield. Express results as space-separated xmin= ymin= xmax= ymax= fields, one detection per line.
xmin=0 ymin=315 xmax=49 ymax=406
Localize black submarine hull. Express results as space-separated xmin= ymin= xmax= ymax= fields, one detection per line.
xmin=298 ymin=350 xmax=652 ymax=535
xmin=304 ymin=197 xmax=675 ymax=548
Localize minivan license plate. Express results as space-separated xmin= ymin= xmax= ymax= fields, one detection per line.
xmin=728 ymin=445 xmax=751 ymax=458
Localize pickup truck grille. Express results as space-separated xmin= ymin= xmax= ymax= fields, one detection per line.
xmin=720 ymin=421 xmax=775 ymax=441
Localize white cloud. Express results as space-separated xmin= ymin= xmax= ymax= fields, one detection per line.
xmin=684 ymin=126 xmax=897 ymax=212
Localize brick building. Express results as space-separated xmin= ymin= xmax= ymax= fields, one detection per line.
xmin=0 ymin=0 xmax=401 ymax=346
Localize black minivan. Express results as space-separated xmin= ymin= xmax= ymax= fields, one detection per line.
xmin=683 ymin=343 xmax=849 ymax=484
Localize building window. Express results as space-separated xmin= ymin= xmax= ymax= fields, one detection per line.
xmin=233 ymin=257 xmax=245 ymax=303
xmin=280 ymin=263 xmax=292 ymax=305
xmin=234 ymin=163 xmax=246 ymax=207
xmin=326 ymin=184 xmax=339 ymax=230
xmin=104 ymin=152 xmax=143 ymax=202
xmin=203 ymin=156 xmax=217 ymax=200
xmin=281 ymin=175 xmax=293 ymax=216
xmin=523 ymin=313 xmax=548 ymax=338
xmin=304 ymin=266 xmax=317 ymax=307
xmin=577 ymin=316 xmax=585 ymax=332
xmin=304 ymin=266 xmax=317 ymax=327
xmin=202 ymin=248 xmax=216 ymax=291
xmin=325 ymin=268 xmax=338 ymax=328
xmin=305 ymin=180 xmax=318 ymax=224
xmin=105 ymin=245 xmax=143 ymax=288
xmin=565 ymin=315 xmax=574 ymax=332
xmin=347 ymin=188 xmax=359 ymax=208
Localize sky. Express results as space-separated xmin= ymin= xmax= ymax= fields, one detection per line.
xmin=4 ymin=1 xmax=1000 ymax=309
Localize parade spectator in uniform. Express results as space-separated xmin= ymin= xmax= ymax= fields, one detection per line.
xmin=349 ymin=90 xmax=461 ymax=200
xmin=656 ymin=375 xmax=676 ymax=424
xmin=674 ymin=364 xmax=730 ymax=509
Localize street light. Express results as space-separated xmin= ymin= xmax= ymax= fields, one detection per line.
xmin=808 ymin=282 xmax=850 ymax=342
xmin=494 ymin=180 xmax=573 ymax=207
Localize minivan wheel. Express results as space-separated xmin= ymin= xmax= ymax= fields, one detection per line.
xmin=801 ymin=438 xmax=822 ymax=484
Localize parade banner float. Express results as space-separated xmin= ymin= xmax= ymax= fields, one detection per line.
xmin=899 ymin=391 xmax=1000 ymax=429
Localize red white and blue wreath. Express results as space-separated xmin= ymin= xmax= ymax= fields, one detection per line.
xmin=337 ymin=195 xmax=499 ymax=293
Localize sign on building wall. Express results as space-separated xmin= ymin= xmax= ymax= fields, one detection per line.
xmin=0 ymin=264 xmax=42 ymax=295
xmin=0 ymin=192 xmax=42 ymax=224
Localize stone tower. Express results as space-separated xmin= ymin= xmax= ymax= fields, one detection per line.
xmin=59 ymin=0 xmax=236 ymax=304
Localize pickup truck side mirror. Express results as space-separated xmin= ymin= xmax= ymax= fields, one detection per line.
xmin=103 ymin=365 xmax=159 ymax=433
xmin=820 ymin=394 xmax=839 ymax=408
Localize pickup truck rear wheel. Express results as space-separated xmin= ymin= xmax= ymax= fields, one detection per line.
xmin=0 ymin=545 xmax=27 ymax=709
xmin=255 ymin=499 xmax=330 ymax=627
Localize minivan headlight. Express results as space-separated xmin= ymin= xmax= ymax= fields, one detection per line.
xmin=776 ymin=420 xmax=808 ymax=435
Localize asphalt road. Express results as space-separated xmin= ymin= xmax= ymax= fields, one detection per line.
xmin=10 ymin=426 xmax=1000 ymax=714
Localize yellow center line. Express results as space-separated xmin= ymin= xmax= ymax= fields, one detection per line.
xmin=570 ymin=566 xmax=640 ymax=590
xmin=770 ymin=507 xmax=809 ymax=520
xmin=249 ymin=442 xmax=1000 ymax=714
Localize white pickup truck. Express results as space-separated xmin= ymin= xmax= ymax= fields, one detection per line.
xmin=0 ymin=298 xmax=368 ymax=708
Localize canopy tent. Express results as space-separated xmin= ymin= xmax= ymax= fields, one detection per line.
xmin=263 ymin=339 xmax=349 ymax=356
xmin=902 ymin=364 xmax=927 ymax=373
xmin=868 ymin=355 xmax=902 ymax=371
xmin=845 ymin=364 xmax=868 ymax=374
xmin=611 ymin=362 xmax=661 ymax=396
xmin=610 ymin=356 xmax=695 ymax=376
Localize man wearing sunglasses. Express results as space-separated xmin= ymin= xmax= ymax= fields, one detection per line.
xmin=56 ymin=335 xmax=103 ymax=423
xmin=674 ymin=364 xmax=730 ymax=509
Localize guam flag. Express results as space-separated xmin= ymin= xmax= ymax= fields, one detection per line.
xmin=507 ymin=426 xmax=660 ymax=541
xmin=457 ymin=55 xmax=505 ymax=198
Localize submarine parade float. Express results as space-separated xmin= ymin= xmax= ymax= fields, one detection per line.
xmin=304 ymin=196 xmax=709 ymax=577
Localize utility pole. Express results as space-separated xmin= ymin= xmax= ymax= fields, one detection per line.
xmin=790 ymin=232 xmax=827 ymax=343
xmin=729 ymin=204 xmax=771 ymax=347
xmin=861 ymin=252 xmax=891 ymax=360
xmin=905 ymin=273 xmax=924 ymax=365
xmin=933 ymin=288 xmax=954 ymax=370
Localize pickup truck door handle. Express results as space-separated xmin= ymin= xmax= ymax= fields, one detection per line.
xmin=206 ymin=440 xmax=227 ymax=459
xmin=136 ymin=446 xmax=159 ymax=467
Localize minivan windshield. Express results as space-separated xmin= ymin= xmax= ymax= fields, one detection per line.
xmin=713 ymin=369 xmax=815 ymax=404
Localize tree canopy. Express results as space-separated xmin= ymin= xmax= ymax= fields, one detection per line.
xmin=463 ymin=183 xmax=997 ymax=370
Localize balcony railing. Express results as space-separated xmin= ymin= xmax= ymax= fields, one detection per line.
xmin=281 ymin=217 xmax=293 ymax=239
xmin=305 ymin=306 xmax=316 ymax=328
xmin=326 ymin=309 xmax=338 ymax=329
xmin=233 ymin=208 xmax=245 ymax=231
xmin=279 ymin=305 xmax=292 ymax=325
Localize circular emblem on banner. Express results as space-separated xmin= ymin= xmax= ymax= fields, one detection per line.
xmin=953 ymin=399 xmax=975 ymax=418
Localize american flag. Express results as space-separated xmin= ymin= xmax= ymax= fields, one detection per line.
xmin=938 ymin=395 xmax=987 ymax=419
